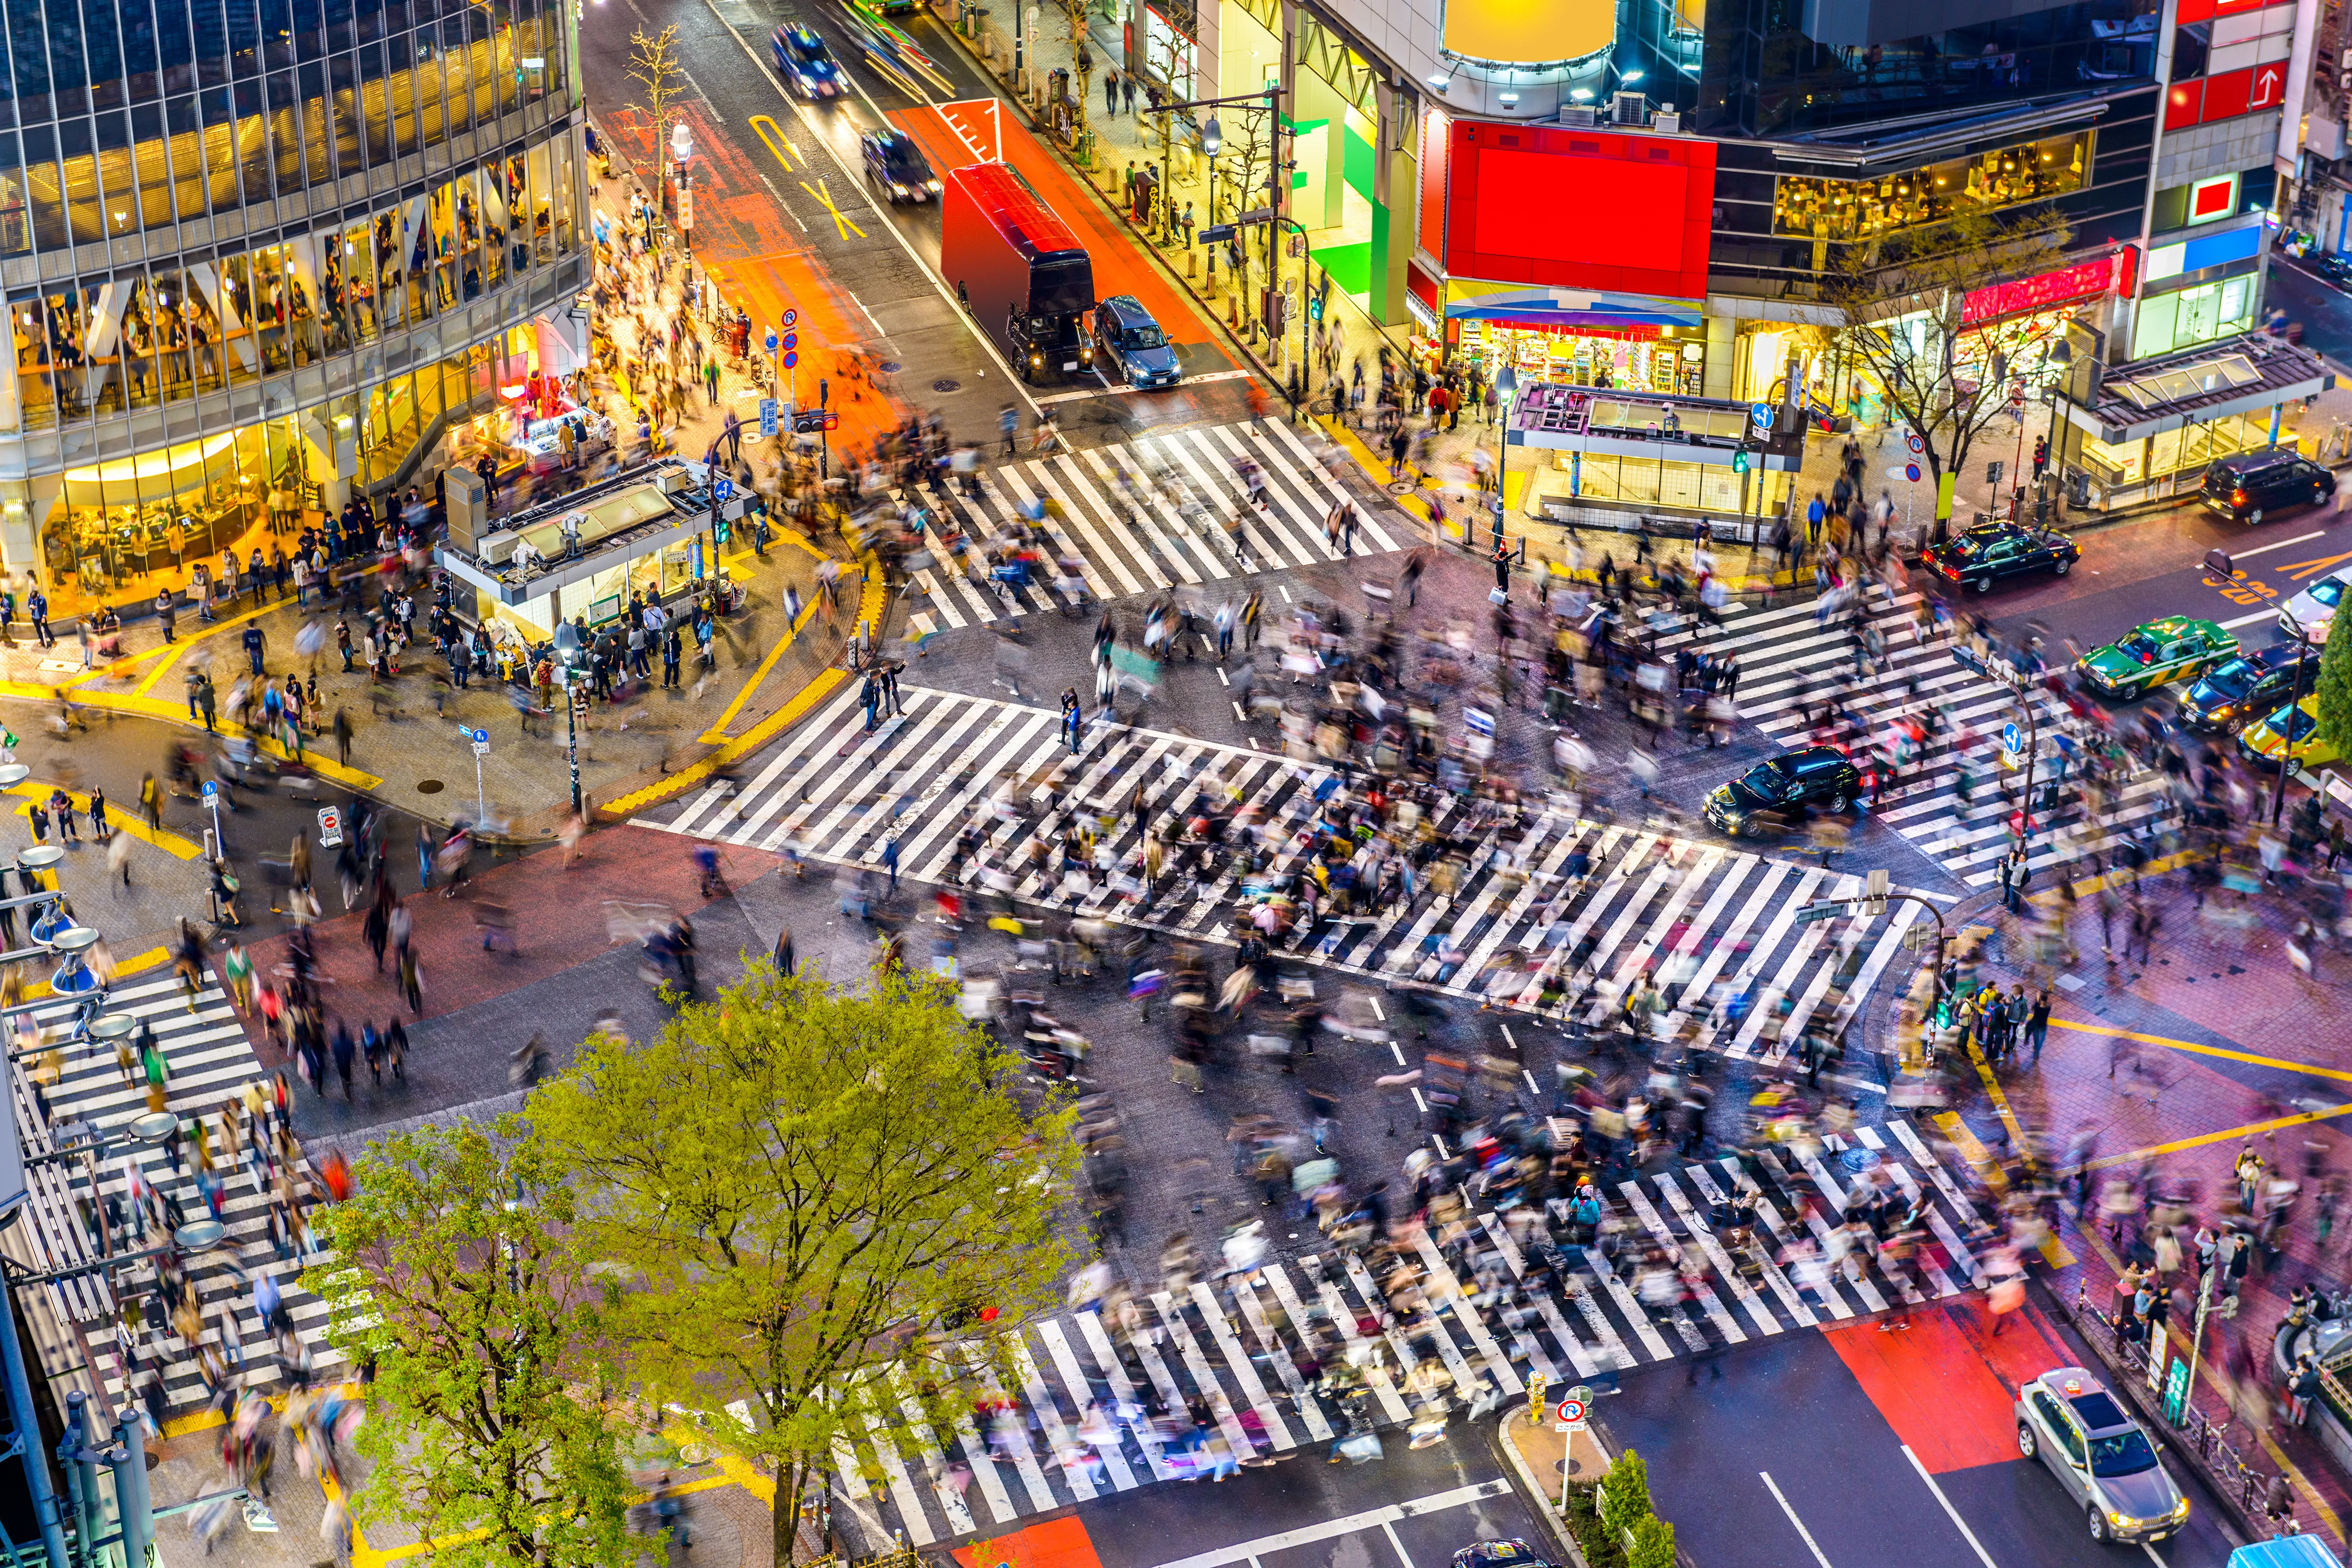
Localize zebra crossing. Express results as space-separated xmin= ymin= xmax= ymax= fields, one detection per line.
xmin=831 ymin=1120 xmax=1988 ymax=1548
xmin=1667 ymin=590 xmax=2173 ymax=888
xmin=903 ymin=418 xmax=1402 ymax=631
xmin=642 ymin=684 xmax=1930 ymax=1065
xmin=8 ymin=973 xmax=339 ymax=1413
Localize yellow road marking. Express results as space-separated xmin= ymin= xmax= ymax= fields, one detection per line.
xmin=800 ymin=178 xmax=866 ymax=239
xmin=699 ymin=569 xmax=844 ymax=742
xmin=4 ymin=785 xmax=203 ymax=859
xmin=24 ymin=945 xmax=168 ymax=1000
xmin=748 ymin=113 xmax=797 ymax=170
xmin=2083 ymin=1101 xmax=2352 ymax=1172
xmin=2047 ymin=1016 xmax=2352 ymax=1085
xmin=2281 ymin=549 xmax=2352 ymax=582
xmin=601 ymin=557 xmax=885 ymax=816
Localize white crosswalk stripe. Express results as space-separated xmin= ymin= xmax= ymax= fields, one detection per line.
xmin=905 ymin=421 xmax=1401 ymax=628
xmin=824 ymin=1131 xmax=1985 ymax=1546
xmin=8 ymin=975 xmax=342 ymax=1414
xmin=642 ymin=687 xmax=1924 ymax=1064
xmin=1679 ymin=591 xmax=2183 ymax=886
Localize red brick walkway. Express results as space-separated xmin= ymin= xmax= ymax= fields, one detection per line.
xmin=222 ymin=825 xmax=779 ymax=1046
xmin=1945 ymin=880 xmax=2352 ymax=1547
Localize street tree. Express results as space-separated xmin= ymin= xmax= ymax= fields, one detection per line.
xmin=627 ymin=25 xmax=687 ymax=174
xmin=528 ymin=967 xmax=1089 ymax=1568
xmin=2314 ymin=592 xmax=2352 ymax=758
xmin=1819 ymin=205 xmax=2074 ymax=541
xmin=309 ymin=1119 xmax=635 ymax=1568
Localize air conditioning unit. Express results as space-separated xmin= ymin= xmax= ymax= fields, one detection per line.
xmin=1652 ymin=109 xmax=1681 ymax=133
xmin=1559 ymin=104 xmax=1598 ymax=126
xmin=1612 ymin=90 xmax=1646 ymax=125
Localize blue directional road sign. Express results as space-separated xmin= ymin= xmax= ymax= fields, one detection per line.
xmin=2002 ymin=722 xmax=2022 ymax=753
xmin=1750 ymin=402 xmax=1775 ymax=429
xmin=201 ymin=780 xmax=218 ymax=805
xmin=760 ymin=398 xmax=779 ymax=438
xmin=714 ymin=476 xmax=735 ymax=501
xmin=765 ymin=328 xmax=779 ymax=355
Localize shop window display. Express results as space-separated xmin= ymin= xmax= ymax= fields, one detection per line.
xmin=1772 ymin=132 xmax=2090 ymax=244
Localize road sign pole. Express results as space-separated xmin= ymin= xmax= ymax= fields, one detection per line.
xmin=475 ymin=747 xmax=487 ymax=828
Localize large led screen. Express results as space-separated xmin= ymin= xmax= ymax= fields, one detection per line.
xmin=1440 ymin=0 xmax=1614 ymax=64
xmin=1442 ymin=121 xmax=1715 ymax=300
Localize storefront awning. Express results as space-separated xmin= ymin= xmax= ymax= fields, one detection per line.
xmin=1445 ymin=284 xmax=1704 ymax=332
xmin=2067 ymin=331 xmax=2334 ymax=444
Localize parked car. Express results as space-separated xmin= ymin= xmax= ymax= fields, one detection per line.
xmin=2177 ymin=641 xmax=2321 ymax=732
xmin=771 ymin=25 xmax=844 ymax=98
xmin=1921 ymin=520 xmax=2080 ymax=593
xmin=1703 ymin=745 xmax=1861 ymax=836
xmin=860 ymin=129 xmax=939 ymax=202
xmin=2201 ymin=445 xmax=2334 ymax=524
xmin=2077 ymin=616 xmax=2239 ymax=700
xmin=2014 ymin=1368 xmax=2189 ymax=1543
xmin=2281 ymin=569 xmax=2348 ymax=644
xmin=1091 ymin=294 xmax=1183 ymax=389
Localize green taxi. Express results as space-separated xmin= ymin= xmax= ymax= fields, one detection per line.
xmin=2077 ymin=616 xmax=2239 ymax=700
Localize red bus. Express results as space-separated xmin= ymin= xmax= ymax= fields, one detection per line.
xmin=940 ymin=162 xmax=1096 ymax=382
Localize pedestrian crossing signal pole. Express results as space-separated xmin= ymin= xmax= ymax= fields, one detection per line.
xmin=1526 ymin=1370 xmax=1546 ymax=1427
xmin=559 ymin=660 xmax=584 ymax=817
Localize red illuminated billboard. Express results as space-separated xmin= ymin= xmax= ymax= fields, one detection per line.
xmin=1442 ymin=120 xmax=1715 ymax=299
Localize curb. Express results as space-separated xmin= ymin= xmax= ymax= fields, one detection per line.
xmin=1491 ymin=1413 xmax=1595 ymax=1568
xmin=596 ymin=554 xmax=893 ymax=819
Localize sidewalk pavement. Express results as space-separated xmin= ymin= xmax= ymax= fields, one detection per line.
xmin=1937 ymin=856 xmax=2352 ymax=1550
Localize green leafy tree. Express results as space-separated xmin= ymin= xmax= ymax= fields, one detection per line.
xmin=2314 ymin=596 xmax=2352 ymax=760
xmin=1599 ymin=1448 xmax=1653 ymax=1538
xmin=528 ymin=967 xmax=1089 ymax=1567
xmin=1627 ymin=1513 xmax=1677 ymax=1568
xmin=309 ymin=1119 xmax=633 ymax=1568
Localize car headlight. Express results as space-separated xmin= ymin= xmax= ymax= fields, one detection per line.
xmin=927 ymin=180 xmax=942 ymax=193
xmin=2107 ymin=1511 xmax=2130 ymax=1529
xmin=2171 ymin=1498 xmax=2190 ymax=1520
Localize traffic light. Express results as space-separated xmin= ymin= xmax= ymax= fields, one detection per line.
xmin=1732 ymin=447 xmax=1750 ymax=475
xmin=715 ymin=515 xmax=731 ymax=544
xmin=792 ymin=410 xmax=839 ymax=434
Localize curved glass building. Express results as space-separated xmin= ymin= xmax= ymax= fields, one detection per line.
xmin=0 ymin=0 xmax=588 ymax=606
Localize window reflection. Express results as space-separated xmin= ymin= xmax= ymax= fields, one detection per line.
xmin=0 ymin=159 xmax=576 ymax=430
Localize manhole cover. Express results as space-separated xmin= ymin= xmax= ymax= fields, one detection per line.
xmin=1386 ymin=479 xmax=1413 ymax=494
xmin=417 ymin=779 xmax=445 ymax=794
xmin=932 ymin=378 xmax=961 ymax=393
xmin=881 ymin=361 xmax=903 ymax=374
xmin=1840 ymin=1148 xmax=1880 ymax=1174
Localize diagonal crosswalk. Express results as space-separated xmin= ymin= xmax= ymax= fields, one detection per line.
xmin=641 ymin=684 xmax=1923 ymax=1060
xmin=903 ymin=419 xmax=1401 ymax=630
xmin=1664 ymin=591 xmax=2175 ymax=886
xmin=7 ymin=974 xmax=341 ymax=1414
xmin=823 ymin=1124 xmax=1986 ymax=1547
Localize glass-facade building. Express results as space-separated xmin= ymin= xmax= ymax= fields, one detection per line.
xmin=0 ymin=0 xmax=589 ymax=603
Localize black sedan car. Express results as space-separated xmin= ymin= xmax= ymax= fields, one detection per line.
xmin=1922 ymin=520 xmax=2080 ymax=593
xmin=1452 ymin=1542 xmax=1550 ymax=1568
xmin=860 ymin=129 xmax=939 ymax=202
xmin=2177 ymin=639 xmax=2321 ymax=732
xmin=1703 ymin=745 xmax=1862 ymax=836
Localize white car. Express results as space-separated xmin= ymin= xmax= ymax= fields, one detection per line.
xmin=2280 ymin=569 xmax=2348 ymax=642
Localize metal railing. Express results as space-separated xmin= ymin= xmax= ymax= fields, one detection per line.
xmin=2071 ymin=1285 xmax=2286 ymax=1527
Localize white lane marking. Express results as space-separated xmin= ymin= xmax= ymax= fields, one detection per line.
xmin=1761 ymin=1471 xmax=1837 ymax=1568
xmin=1142 ymin=1480 xmax=1513 ymax=1568
xmin=1902 ymin=1445 xmax=2004 ymax=1568
xmin=2230 ymin=528 xmax=2326 ymax=560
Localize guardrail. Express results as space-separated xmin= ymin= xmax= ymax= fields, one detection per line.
xmin=2069 ymin=1283 xmax=2289 ymax=1535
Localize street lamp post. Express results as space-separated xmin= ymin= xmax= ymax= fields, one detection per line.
xmin=1492 ymin=364 xmax=1518 ymax=550
xmin=1202 ymin=114 xmax=1220 ymax=299
xmin=2273 ymin=605 xmax=2313 ymax=826
xmin=2044 ymin=336 xmax=2072 ymax=527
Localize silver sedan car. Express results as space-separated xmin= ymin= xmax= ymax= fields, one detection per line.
xmin=2013 ymin=1367 xmax=2190 ymax=1544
